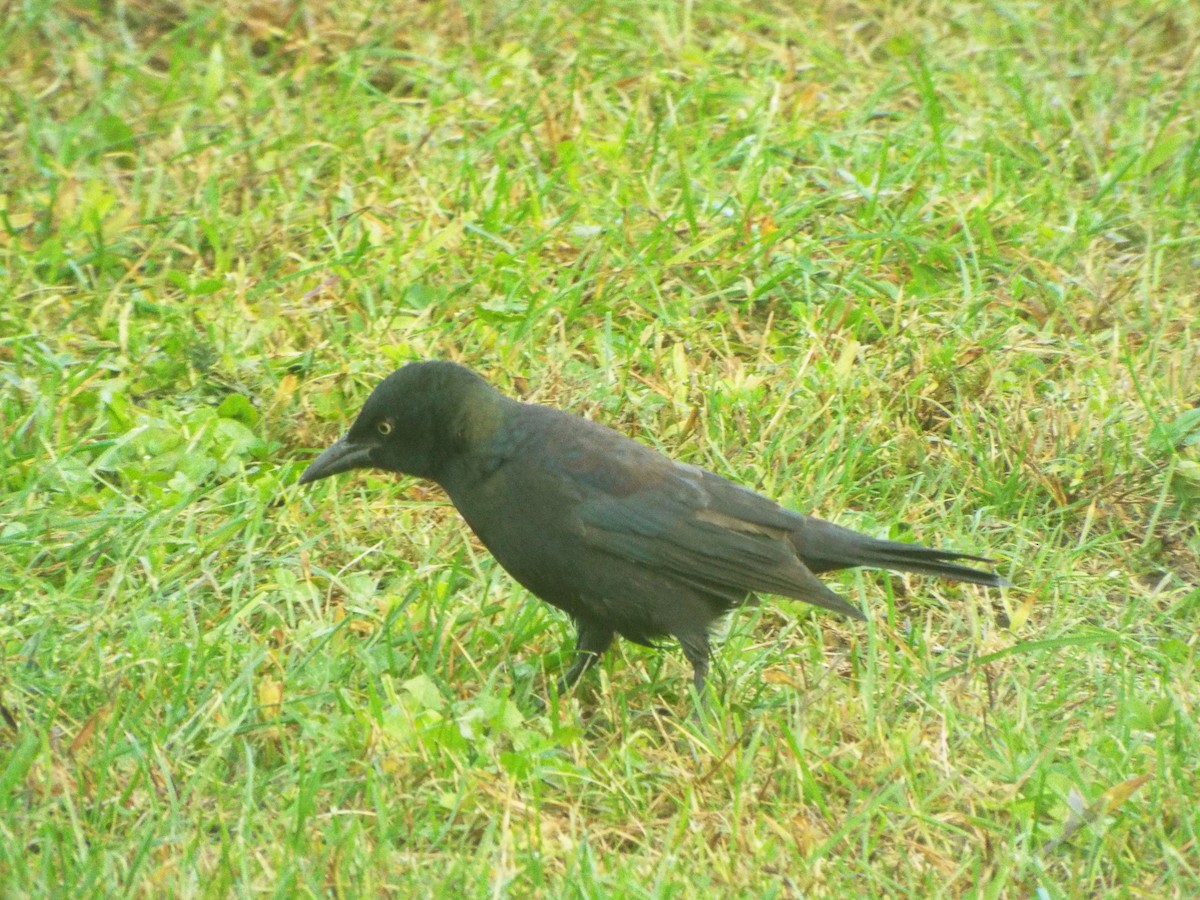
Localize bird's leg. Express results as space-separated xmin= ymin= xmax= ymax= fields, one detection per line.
xmin=555 ymin=619 xmax=615 ymax=695
xmin=678 ymin=634 xmax=712 ymax=701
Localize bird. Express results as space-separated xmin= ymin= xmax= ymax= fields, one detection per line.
xmin=298 ymin=360 xmax=1007 ymax=698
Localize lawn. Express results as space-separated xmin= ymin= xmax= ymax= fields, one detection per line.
xmin=2 ymin=0 xmax=1198 ymax=895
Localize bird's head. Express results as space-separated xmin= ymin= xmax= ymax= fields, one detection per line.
xmin=298 ymin=360 xmax=500 ymax=485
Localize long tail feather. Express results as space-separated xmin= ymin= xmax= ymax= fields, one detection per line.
xmin=791 ymin=518 xmax=1010 ymax=587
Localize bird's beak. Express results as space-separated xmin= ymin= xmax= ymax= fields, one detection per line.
xmin=298 ymin=436 xmax=374 ymax=485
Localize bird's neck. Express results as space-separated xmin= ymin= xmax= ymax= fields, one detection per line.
xmin=430 ymin=390 xmax=517 ymax=487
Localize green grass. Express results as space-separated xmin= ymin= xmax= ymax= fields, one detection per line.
xmin=2 ymin=0 xmax=1198 ymax=895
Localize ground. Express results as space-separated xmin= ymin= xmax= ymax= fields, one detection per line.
xmin=1 ymin=0 xmax=1198 ymax=895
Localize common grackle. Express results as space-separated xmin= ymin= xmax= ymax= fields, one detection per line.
xmin=299 ymin=361 xmax=1007 ymax=697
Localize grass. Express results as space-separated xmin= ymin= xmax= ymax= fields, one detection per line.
xmin=2 ymin=0 xmax=1198 ymax=895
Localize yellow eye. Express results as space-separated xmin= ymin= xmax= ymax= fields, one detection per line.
xmin=376 ymin=421 xmax=392 ymax=436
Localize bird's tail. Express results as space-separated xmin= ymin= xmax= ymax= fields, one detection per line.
xmin=791 ymin=517 xmax=1010 ymax=587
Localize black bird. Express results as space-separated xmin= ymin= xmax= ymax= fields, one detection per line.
xmin=299 ymin=361 xmax=1007 ymax=696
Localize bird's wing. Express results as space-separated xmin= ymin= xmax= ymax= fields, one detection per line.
xmin=549 ymin=436 xmax=863 ymax=619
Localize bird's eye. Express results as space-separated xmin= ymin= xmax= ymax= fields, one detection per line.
xmin=376 ymin=421 xmax=392 ymax=436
